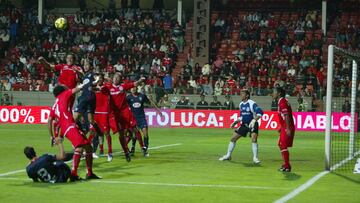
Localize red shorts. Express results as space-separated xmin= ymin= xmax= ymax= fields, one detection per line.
xmin=114 ymin=108 xmax=137 ymax=130
xmin=94 ymin=113 xmax=110 ymax=134
xmin=278 ymin=128 xmax=295 ymax=149
xmin=63 ymin=125 xmax=90 ymax=148
xmin=109 ymin=115 xmax=119 ymax=134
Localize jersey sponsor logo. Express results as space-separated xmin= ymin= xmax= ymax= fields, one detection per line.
xmin=132 ymin=102 xmax=141 ymax=108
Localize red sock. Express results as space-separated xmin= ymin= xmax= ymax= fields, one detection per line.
xmin=106 ymin=135 xmax=112 ymax=154
xmin=99 ymin=144 xmax=104 ymax=153
xmin=85 ymin=151 xmax=93 ymax=176
xmin=71 ymin=152 xmax=81 ymax=176
xmin=119 ymin=135 xmax=129 ymax=153
xmin=281 ymin=149 xmax=290 ymax=168
xmin=136 ymin=131 xmax=144 ymax=148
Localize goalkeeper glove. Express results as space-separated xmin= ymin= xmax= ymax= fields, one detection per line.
xmin=249 ymin=119 xmax=257 ymax=129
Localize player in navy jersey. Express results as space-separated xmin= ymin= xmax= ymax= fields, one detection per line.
xmin=219 ymin=89 xmax=263 ymax=164
xmin=126 ymin=87 xmax=163 ymax=156
xmin=24 ymin=137 xmax=71 ymax=183
xmin=73 ymin=61 xmax=101 ymax=157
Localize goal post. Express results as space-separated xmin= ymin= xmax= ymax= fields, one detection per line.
xmin=325 ymin=45 xmax=360 ymax=171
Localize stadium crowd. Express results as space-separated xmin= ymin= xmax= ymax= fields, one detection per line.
xmin=1 ymin=2 xmax=359 ymax=111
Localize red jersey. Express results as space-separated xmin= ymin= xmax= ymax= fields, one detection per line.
xmin=95 ymin=89 xmax=110 ymax=114
xmin=51 ymin=89 xmax=76 ymax=133
xmin=102 ymin=82 xmax=135 ymax=112
xmin=54 ymin=64 xmax=82 ymax=89
xmin=278 ymin=97 xmax=295 ymax=129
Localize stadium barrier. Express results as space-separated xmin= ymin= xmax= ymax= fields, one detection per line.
xmin=0 ymin=106 xmax=355 ymax=132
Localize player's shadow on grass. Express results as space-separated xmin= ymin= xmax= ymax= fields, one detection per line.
xmin=332 ymin=172 xmax=360 ymax=184
xmin=282 ymin=172 xmax=301 ymax=181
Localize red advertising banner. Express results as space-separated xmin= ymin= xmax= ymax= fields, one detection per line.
xmin=0 ymin=106 xmax=356 ymax=132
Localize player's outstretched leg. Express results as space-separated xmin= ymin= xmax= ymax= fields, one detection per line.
xmin=219 ymin=133 xmax=242 ymax=161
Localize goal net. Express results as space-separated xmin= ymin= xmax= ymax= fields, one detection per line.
xmin=325 ymin=45 xmax=360 ymax=171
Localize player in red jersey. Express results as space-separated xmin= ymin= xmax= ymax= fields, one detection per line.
xmin=93 ymin=74 xmax=113 ymax=162
xmin=47 ymin=84 xmax=101 ymax=181
xmin=38 ymin=54 xmax=83 ymax=108
xmin=101 ymin=73 xmax=145 ymax=162
xmin=273 ymin=87 xmax=295 ymax=172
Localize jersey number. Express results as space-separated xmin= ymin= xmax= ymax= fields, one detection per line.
xmin=37 ymin=168 xmax=51 ymax=182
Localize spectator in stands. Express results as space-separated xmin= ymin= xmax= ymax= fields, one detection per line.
xmin=342 ymin=99 xmax=351 ymax=113
xmin=202 ymin=63 xmax=211 ymax=76
xmin=196 ymin=94 xmax=209 ymax=110
xmin=223 ymin=94 xmax=235 ymax=110
xmin=214 ymin=82 xmax=223 ymax=96
xmin=2 ymin=78 xmax=11 ymax=91
xmin=271 ymin=98 xmax=278 ymax=111
xmin=158 ymin=94 xmax=171 ymax=109
xmin=163 ymin=72 xmax=173 ymax=94
xmin=176 ymin=96 xmax=188 ymax=109
xmin=274 ymin=76 xmax=285 ymax=88
xmin=297 ymin=97 xmax=306 ymax=112
xmin=2 ymin=93 xmax=11 ymax=105
xmin=210 ymin=96 xmax=222 ymax=110
xmin=202 ymin=79 xmax=213 ymax=95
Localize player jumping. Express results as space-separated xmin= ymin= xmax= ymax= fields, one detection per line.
xmin=273 ymin=87 xmax=295 ymax=172
xmin=126 ymin=87 xmax=163 ymax=156
xmin=38 ymin=54 xmax=83 ymax=108
xmin=94 ymin=74 xmax=113 ymax=162
xmin=73 ymin=61 xmax=102 ymax=158
xmin=101 ymin=73 xmax=145 ymax=162
xmin=219 ymin=89 xmax=263 ymax=164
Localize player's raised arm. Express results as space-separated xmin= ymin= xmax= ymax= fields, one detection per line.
xmin=134 ymin=77 xmax=146 ymax=86
xmin=148 ymin=95 xmax=163 ymax=116
xmin=71 ymin=78 xmax=89 ymax=94
xmin=38 ymin=56 xmax=55 ymax=70
xmin=74 ymin=67 xmax=85 ymax=78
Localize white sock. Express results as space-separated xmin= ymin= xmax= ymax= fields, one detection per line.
xmin=226 ymin=141 xmax=236 ymax=157
xmin=252 ymin=142 xmax=258 ymax=159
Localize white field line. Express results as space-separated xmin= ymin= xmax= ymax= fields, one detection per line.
xmin=273 ymin=171 xmax=329 ymax=203
xmin=92 ymin=180 xmax=289 ymax=190
xmin=275 ymin=149 xmax=360 ymax=202
xmin=0 ymin=143 xmax=182 ymax=177
xmin=0 ymin=177 xmax=289 ymax=190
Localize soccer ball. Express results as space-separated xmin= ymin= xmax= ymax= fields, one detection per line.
xmin=54 ymin=17 xmax=67 ymax=30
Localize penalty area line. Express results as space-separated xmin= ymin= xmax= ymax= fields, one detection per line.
xmin=273 ymin=171 xmax=329 ymax=203
xmin=0 ymin=177 xmax=289 ymax=190
xmin=0 ymin=143 xmax=182 ymax=177
xmin=92 ymin=180 xmax=290 ymax=190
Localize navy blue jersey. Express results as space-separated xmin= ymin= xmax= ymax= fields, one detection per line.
xmin=26 ymin=154 xmax=70 ymax=183
xmin=239 ymin=99 xmax=263 ymax=124
xmin=126 ymin=93 xmax=150 ymax=118
xmin=80 ymin=72 xmax=96 ymax=100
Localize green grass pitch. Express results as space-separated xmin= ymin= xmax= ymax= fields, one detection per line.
xmin=0 ymin=124 xmax=359 ymax=203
